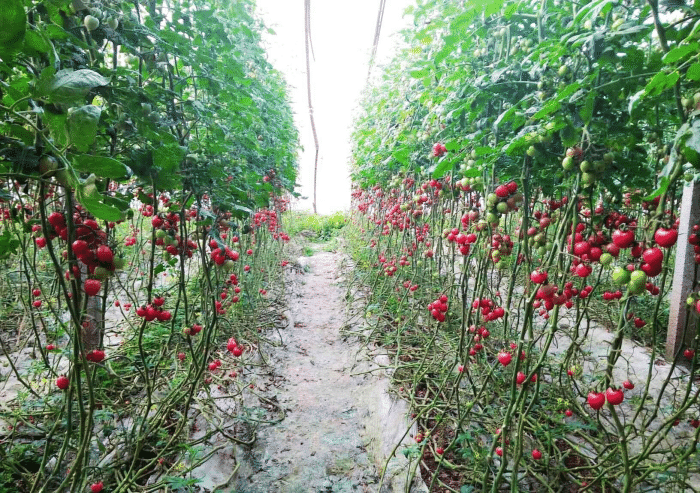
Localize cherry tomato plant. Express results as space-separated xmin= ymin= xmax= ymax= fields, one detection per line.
xmin=0 ymin=0 xmax=297 ymax=491
xmin=350 ymin=0 xmax=700 ymax=491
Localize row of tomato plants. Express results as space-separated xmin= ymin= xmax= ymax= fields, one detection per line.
xmin=0 ymin=177 xmax=293 ymax=492
xmin=1 ymin=0 xmax=300 ymax=490
xmin=348 ymin=0 xmax=700 ymax=490
xmin=348 ymin=161 xmax=700 ymax=492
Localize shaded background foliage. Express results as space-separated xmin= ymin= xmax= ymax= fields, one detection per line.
xmin=352 ymin=0 xmax=700 ymax=203
xmin=1 ymin=0 xmax=299 ymax=217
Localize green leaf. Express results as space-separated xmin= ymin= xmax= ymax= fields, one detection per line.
xmin=483 ymin=0 xmax=505 ymax=17
xmin=67 ymin=105 xmax=101 ymax=152
xmin=628 ymin=89 xmax=645 ymax=115
xmin=163 ymin=476 xmax=201 ymax=489
xmin=23 ymin=29 xmax=50 ymax=55
xmin=230 ymin=203 xmax=253 ymax=219
xmin=432 ymin=160 xmax=451 ymax=179
xmin=410 ymin=69 xmax=429 ymax=78
xmin=580 ymin=91 xmax=596 ymax=125
xmin=560 ymin=125 xmax=579 ymax=148
xmin=574 ymin=0 xmax=613 ymax=25
xmin=473 ymin=146 xmax=493 ymax=156
xmin=644 ymin=71 xmax=667 ymax=94
xmin=72 ymin=155 xmax=130 ymax=180
xmin=531 ymin=82 xmax=581 ymax=121
xmin=557 ymin=82 xmax=582 ymax=101
xmin=494 ymin=105 xmax=517 ymax=127
xmin=0 ymin=0 xmax=26 ymax=60
xmin=663 ymin=43 xmax=698 ymax=64
xmin=687 ymin=62 xmax=700 ymax=81
xmin=532 ymin=100 xmax=561 ymax=120
xmin=644 ymin=71 xmax=679 ymax=97
xmin=39 ymin=69 xmax=109 ymax=105
xmin=642 ymin=176 xmax=669 ymax=202
xmin=76 ymin=185 xmax=124 ymax=222
xmin=152 ymin=142 xmax=185 ymax=189
xmin=432 ymin=154 xmax=461 ymax=179
xmin=42 ymin=110 xmax=68 ymax=148
xmin=679 ymin=118 xmax=700 ymax=168
xmin=392 ymin=148 xmax=411 ymax=165
xmin=0 ymin=229 xmax=20 ymax=260
xmin=462 ymin=167 xmax=482 ymax=177
xmin=103 ymin=195 xmax=130 ymax=211
xmin=8 ymin=124 xmax=34 ymax=146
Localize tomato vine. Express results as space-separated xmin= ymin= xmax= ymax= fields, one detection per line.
xmin=0 ymin=0 xmax=298 ymax=491
xmin=350 ymin=0 xmax=700 ymax=491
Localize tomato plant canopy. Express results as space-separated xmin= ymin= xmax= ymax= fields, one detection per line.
xmin=1 ymin=0 xmax=299 ymax=220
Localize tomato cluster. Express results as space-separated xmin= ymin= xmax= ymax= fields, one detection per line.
xmin=428 ymin=294 xmax=449 ymax=322
xmin=135 ymin=296 xmax=172 ymax=322
xmin=152 ymin=212 xmax=198 ymax=259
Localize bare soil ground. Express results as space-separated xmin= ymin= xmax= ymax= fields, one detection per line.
xmin=192 ymin=249 xmax=426 ymax=492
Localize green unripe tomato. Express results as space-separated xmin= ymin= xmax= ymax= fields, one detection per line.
xmin=562 ymin=156 xmax=574 ymax=171
xmin=84 ymin=15 xmax=100 ymax=31
xmin=628 ymin=279 xmax=646 ymax=295
xmin=579 ymin=160 xmax=593 ymax=172
xmin=611 ymin=266 xmax=631 ymax=286
xmin=581 ymin=172 xmax=596 ymax=186
xmin=39 ymin=156 xmax=58 ymax=176
xmin=630 ymin=270 xmax=647 ymax=285
xmin=558 ymin=65 xmax=569 ymax=76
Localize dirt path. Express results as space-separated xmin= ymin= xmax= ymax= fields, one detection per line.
xmin=223 ymin=250 xmax=426 ymax=493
